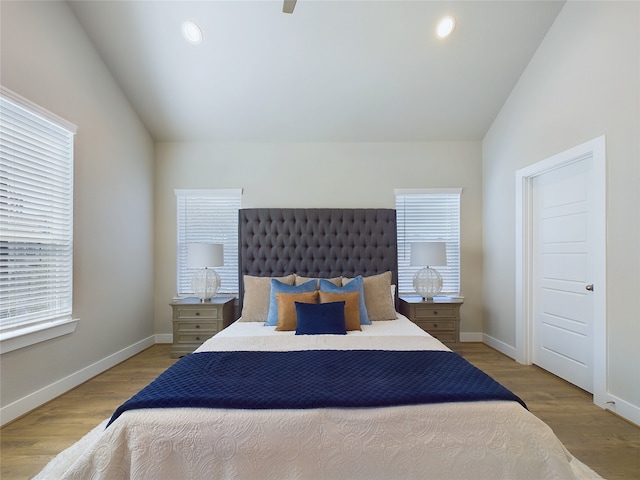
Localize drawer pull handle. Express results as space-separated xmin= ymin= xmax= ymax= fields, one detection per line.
xmin=433 ymin=311 xmax=438 ymax=315
xmin=433 ymin=324 xmax=438 ymax=328
xmin=195 ymin=312 xmax=200 ymax=316
xmin=195 ymin=325 xmax=200 ymax=329
xmin=195 ymin=336 xmax=201 ymax=341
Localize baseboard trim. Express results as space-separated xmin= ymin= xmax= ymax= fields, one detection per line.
xmin=154 ymin=333 xmax=173 ymax=344
xmin=0 ymin=336 xmax=155 ymax=427
xmin=596 ymin=392 xmax=640 ymax=427
xmin=8 ymin=332 xmax=637 ymax=429
xmin=480 ymin=335 xmax=640 ymax=427
xmin=482 ymin=333 xmax=517 ymax=360
xmin=460 ymin=332 xmax=483 ymax=342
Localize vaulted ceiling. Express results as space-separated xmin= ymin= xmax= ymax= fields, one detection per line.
xmin=68 ymin=1 xmax=565 ymax=142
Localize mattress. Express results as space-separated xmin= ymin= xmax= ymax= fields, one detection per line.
xmin=57 ymin=315 xmax=602 ymax=479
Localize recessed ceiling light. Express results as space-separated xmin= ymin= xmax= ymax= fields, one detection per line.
xmin=436 ymin=16 xmax=456 ymax=39
xmin=182 ymin=21 xmax=203 ymax=45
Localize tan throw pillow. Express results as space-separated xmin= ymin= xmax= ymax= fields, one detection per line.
xmin=240 ymin=274 xmax=295 ymax=322
xmin=319 ymin=290 xmax=361 ymax=331
xmin=344 ymin=272 xmax=396 ymax=321
xmin=294 ymin=275 xmax=342 ymax=288
xmin=275 ymin=290 xmax=319 ymax=331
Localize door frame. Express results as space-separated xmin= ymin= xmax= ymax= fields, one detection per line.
xmin=515 ymin=136 xmax=607 ymax=405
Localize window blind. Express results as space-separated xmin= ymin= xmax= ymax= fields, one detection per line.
xmin=176 ymin=189 xmax=242 ymax=296
xmin=395 ymin=188 xmax=461 ymax=295
xmin=0 ymin=87 xmax=77 ymax=331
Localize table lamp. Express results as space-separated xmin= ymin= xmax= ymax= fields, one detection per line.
xmin=187 ymin=243 xmax=223 ymax=302
xmin=410 ymin=242 xmax=447 ymax=300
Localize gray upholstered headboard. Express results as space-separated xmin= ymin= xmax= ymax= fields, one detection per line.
xmin=238 ymin=208 xmax=398 ymax=310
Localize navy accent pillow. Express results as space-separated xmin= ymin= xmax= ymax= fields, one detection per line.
xmin=295 ymin=301 xmax=347 ymax=335
xmin=319 ymin=276 xmax=371 ymax=325
xmin=265 ymin=279 xmax=317 ymax=326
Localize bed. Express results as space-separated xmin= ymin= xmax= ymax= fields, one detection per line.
xmin=54 ymin=208 xmax=600 ymax=479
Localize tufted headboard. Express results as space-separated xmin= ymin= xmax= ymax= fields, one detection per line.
xmin=238 ymin=208 xmax=398 ymax=311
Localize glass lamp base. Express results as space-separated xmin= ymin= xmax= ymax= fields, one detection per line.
xmin=413 ymin=267 xmax=443 ymax=300
xmin=191 ymin=268 xmax=220 ymax=302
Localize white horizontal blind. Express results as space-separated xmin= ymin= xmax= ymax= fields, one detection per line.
xmin=1 ymin=87 xmax=77 ymax=331
xmin=395 ymin=189 xmax=461 ymax=295
xmin=176 ymin=189 xmax=242 ymax=296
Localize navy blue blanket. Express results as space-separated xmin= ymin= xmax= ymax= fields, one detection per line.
xmin=108 ymin=350 xmax=526 ymax=427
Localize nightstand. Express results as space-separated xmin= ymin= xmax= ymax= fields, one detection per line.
xmin=170 ymin=296 xmax=235 ymax=358
xmin=398 ymin=295 xmax=463 ymax=344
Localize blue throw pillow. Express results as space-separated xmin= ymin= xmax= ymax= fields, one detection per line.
xmin=319 ymin=276 xmax=371 ymax=325
xmin=295 ymin=301 xmax=347 ymax=335
xmin=265 ymin=279 xmax=317 ymax=326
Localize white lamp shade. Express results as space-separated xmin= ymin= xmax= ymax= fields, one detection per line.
xmin=410 ymin=242 xmax=447 ymax=267
xmin=187 ymin=243 xmax=224 ymax=268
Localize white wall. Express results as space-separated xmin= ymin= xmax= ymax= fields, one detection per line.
xmin=483 ymin=1 xmax=639 ymax=421
xmin=0 ymin=1 xmax=155 ymax=424
xmin=154 ymin=141 xmax=484 ymax=339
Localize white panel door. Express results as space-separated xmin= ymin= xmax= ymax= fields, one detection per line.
xmin=532 ymin=157 xmax=594 ymax=393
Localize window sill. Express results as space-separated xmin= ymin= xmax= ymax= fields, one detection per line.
xmin=0 ymin=317 xmax=79 ymax=354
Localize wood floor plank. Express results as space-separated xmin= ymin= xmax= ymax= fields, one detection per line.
xmin=2 ymin=342 xmax=639 ymax=479
xmin=450 ymin=343 xmax=640 ymax=479
xmin=1 ymin=344 xmax=177 ymax=480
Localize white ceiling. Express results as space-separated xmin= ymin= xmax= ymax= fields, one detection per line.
xmin=68 ymin=0 xmax=565 ymax=142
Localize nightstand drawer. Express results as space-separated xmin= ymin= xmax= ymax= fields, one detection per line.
xmin=413 ymin=306 xmax=456 ymax=319
xmin=414 ymin=320 xmax=455 ymax=331
xmin=170 ymin=297 xmax=235 ymax=358
xmin=399 ymin=296 xmax=463 ymax=345
xmin=176 ymin=321 xmax=220 ymax=332
xmin=175 ymin=307 xmax=221 ymax=320
xmin=177 ymin=332 xmax=212 ymax=344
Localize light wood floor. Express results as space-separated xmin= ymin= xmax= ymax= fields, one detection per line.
xmin=2 ymin=343 xmax=639 ymax=479
xmin=451 ymin=343 xmax=640 ymax=479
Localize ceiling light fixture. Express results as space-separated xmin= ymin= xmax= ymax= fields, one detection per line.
xmin=181 ymin=20 xmax=203 ymax=45
xmin=436 ymin=16 xmax=456 ymax=39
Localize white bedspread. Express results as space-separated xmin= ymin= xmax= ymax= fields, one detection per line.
xmin=56 ymin=316 xmax=602 ymax=479
xmin=197 ymin=314 xmax=450 ymax=352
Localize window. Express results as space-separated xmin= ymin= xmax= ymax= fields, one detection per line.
xmin=176 ymin=189 xmax=242 ymax=296
xmin=1 ymin=87 xmax=77 ymax=351
xmin=395 ymin=188 xmax=461 ymax=295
